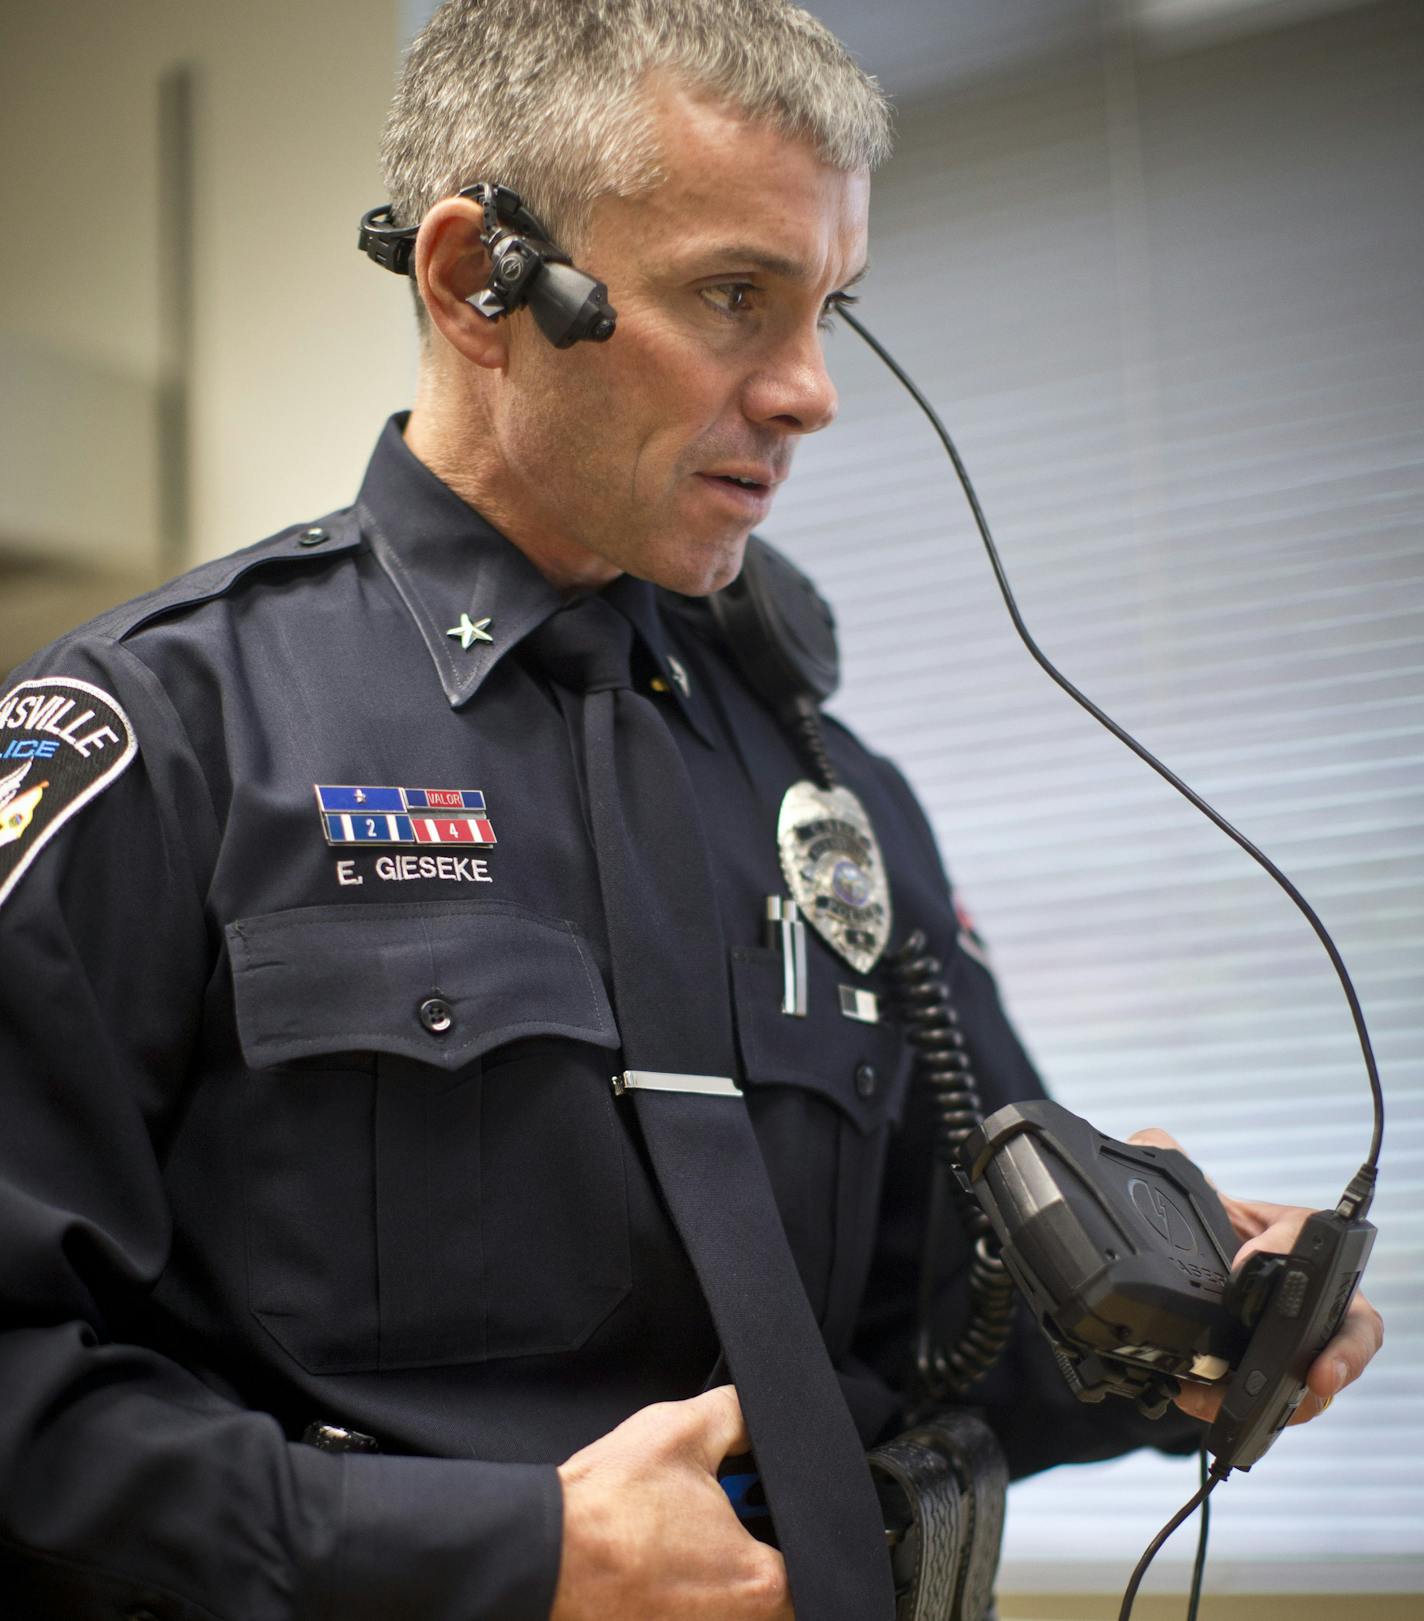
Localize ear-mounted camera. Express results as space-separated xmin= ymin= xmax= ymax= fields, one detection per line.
xmin=358 ymin=182 xmax=617 ymax=349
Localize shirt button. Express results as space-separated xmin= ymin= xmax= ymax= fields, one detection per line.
xmin=854 ymin=1061 xmax=879 ymax=1098
xmin=298 ymin=525 xmax=329 ymax=547
xmin=418 ymin=996 xmax=453 ymax=1035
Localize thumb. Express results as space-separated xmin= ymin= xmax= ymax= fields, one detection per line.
xmin=683 ymin=1384 xmax=752 ymax=1471
xmin=1127 ymin=1126 xmax=1183 ymax=1153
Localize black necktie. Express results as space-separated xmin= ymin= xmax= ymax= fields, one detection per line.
xmin=530 ymin=592 xmax=894 ymax=1621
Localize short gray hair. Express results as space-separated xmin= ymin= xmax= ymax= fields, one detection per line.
xmin=381 ymin=0 xmax=893 ymax=250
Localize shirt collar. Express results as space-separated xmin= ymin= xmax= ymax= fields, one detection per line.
xmin=602 ymin=573 xmax=717 ymax=746
xmin=356 ymin=415 xmax=716 ymax=744
xmin=357 ymin=414 xmax=563 ymax=709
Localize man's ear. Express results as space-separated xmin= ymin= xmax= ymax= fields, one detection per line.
xmin=414 ymin=195 xmax=509 ymax=370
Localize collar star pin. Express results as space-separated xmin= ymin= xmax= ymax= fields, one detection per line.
xmin=447 ymin=612 xmax=494 ymax=650
xmin=666 ymin=655 xmax=691 ymax=698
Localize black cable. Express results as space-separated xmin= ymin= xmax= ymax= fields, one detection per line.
xmin=839 ymin=305 xmax=1384 ymax=1179
xmin=1187 ymin=1439 xmax=1211 ymax=1621
xmin=1118 ymin=1462 xmax=1230 ymax=1621
xmin=774 ymin=586 xmax=1018 ymax=1397
xmin=784 ymin=694 xmax=838 ymax=790
xmin=887 ymin=930 xmax=1017 ymax=1397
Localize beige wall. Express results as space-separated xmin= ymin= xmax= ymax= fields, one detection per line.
xmin=0 ymin=0 xmax=416 ymax=596
xmin=999 ymin=1597 xmax=1419 ymax=1620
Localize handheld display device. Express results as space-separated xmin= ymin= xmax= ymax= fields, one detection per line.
xmin=964 ymin=1101 xmax=1243 ymax=1418
xmin=962 ymin=1099 xmax=1376 ymax=1476
xmin=1206 ymin=1205 xmax=1375 ymax=1471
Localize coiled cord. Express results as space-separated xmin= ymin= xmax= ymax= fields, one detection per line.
xmin=784 ymin=694 xmax=838 ymax=792
xmin=889 ymin=930 xmax=1016 ymax=1399
xmin=890 ymin=935 xmax=985 ymax=1177
xmin=778 ymin=702 xmax=1015 ymax=1399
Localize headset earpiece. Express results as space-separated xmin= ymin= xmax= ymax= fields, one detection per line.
xmin=359 ymin=182 xmax=617 ymax=348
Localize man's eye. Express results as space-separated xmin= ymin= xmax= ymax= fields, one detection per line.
xmin=818 ymin=291 xmax=860 ymax=332
xmin=700 ymin=283 xmax=860 ymax=328
xmin=702 ymin=283 xmax=758 ymax=317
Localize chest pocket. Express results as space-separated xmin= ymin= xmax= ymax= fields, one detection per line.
xmin=729 ymin=938 xmax=912 ymax=1357
xmin=227 ymin=899 xmax=629 ymax=1374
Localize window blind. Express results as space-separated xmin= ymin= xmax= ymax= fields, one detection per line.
xmin=767 ymin=3 xmax=1422 ymax=1593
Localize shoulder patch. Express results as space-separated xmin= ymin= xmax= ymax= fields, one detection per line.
xmin=954 ymin=893 xmax=994 ymax=971
xmin=0 ymin=677 xmax=137 ymax=908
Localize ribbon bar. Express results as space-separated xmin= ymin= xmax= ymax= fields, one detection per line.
xmin=612 ymin=1070 xmax=744 ymax=1098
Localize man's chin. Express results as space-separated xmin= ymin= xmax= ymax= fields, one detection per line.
xmin=637 ymin=531 xmax=751 ymax=598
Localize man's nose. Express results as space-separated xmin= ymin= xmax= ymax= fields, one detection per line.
xmin=743 ymin=327 xmax=840 ymax=436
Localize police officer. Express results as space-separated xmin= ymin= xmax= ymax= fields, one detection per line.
xmin=0 ymin=4 xmax=1382 ymax=1619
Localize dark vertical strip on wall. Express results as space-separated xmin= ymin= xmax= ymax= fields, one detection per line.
xmin=157 ymin=63 xmax=195 ymax=577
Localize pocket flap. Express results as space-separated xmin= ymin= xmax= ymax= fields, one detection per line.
xmin=227 ymin=900 xmax=619 ymax=1071
xmin=730 ymin=946 xmax=910 ymax=1135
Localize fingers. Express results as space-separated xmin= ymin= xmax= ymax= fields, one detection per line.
xmin=1120 ymin=1133 xmax=1304 ymax=1249
xmin=1121 ymin=1142 xmax=1386 ymax=1439
xmin=1175 ymin=1373 xmax=1335 ymax=1432
xmin=1222 ymin=1198 xmax=1302 ymax=1251
xmin=551 ymin=1386 xmax=791 ymax=1621
xmin=1127 ymin=1126 xmax=1182 ymax=1152
xmin=577 ymin=1385 xmax=751 ymax=1470
xmin=683 ymin=1384 xmax=752 ymax=1470
xmin=1173 ymin=1288 xmax=1384 ymax=1433
xmin=1305 ymin=1290 xmax=1384 ymax=1402
xmin=728 ymin=1543 xmax=795 ymax=1621
xmin=1228 ymin=1209 xmax=1384 ymax=1419
xmin=757 ymin=1548 xmax=797 ymax=1621
xmin=1172 ymin=1382 xmax=1219 ymax=1424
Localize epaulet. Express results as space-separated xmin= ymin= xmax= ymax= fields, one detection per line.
xmin=81 ymin=508 xmax=365 ymax=645
xmin=690 ymin=533 xmax=841 ymax=710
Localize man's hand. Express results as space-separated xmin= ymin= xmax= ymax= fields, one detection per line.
xmin=550 ymin=1385 xmax=794 ymax=1621
xmin=1128 ymin=1129 xmax=1384 ymax=1429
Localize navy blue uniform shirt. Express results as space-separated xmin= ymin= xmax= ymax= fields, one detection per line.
xmin=0 ymin=417 xmax=1196 ymax=1621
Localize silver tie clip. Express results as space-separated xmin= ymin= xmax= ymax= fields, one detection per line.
xmin=611 ymin=1071 xmax=745 ymax=1098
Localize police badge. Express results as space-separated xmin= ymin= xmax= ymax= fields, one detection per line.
xmin=777 ymin=781 xmax=892 ymax=975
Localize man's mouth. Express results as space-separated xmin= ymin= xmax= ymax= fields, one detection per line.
xmin=696 ymin=472 xmax=777 ymax=511
xmin=698 ymin=467 xmax=782 ymax=499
